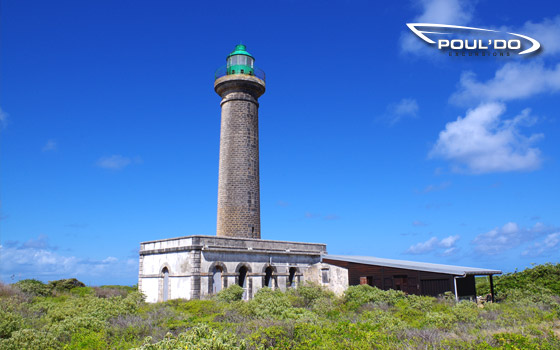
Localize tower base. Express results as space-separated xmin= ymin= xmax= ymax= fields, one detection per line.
xmin=138 ymin=235 xmax=348 ymax=302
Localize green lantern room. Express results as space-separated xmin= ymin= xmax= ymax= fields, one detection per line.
xmin=226 ymin=44 xmax=254 ymax=75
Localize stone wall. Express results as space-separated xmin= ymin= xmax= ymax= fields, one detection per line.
xmin=303 ymin=262 xmax=349 ymax=296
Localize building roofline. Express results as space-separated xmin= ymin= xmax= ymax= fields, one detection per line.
xmin=323 ymin=254 xmax=502 ymax=276
xmin=140 ymin=234 xmax=326 ymax=247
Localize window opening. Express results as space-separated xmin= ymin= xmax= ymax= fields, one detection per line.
xmin=288 ymin=267 xmax=297 ymax=287
xmin=264 ymin=266 xmax=273 ymax=288
xmin=162 ymin=267 xmax=169 ymax=302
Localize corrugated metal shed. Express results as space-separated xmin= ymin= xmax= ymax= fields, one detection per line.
xmin=324 ymin=255 xmax=502 ymax=276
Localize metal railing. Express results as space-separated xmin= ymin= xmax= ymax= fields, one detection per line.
xmin=214 ymin=65 xmax=266 ymax=82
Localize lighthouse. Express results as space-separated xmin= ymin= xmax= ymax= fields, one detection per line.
xmin=214 ymin=45 xmax=266 ymax=239
xmin=138 ymin=45 xmax=342 ymax=303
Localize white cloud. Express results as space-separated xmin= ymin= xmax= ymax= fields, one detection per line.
xmin=394 ymin=99 xmax=419 ymax=116
xmin=0 ymin=236 xmax=137 ymax=283
xmin=400 ymin=0 xmax=474 ymax=55
xmin=413 ymin=220 xmax=428 ymax=227
xmin=384 ymin=98 xmax=419 ymax=125
xmin=96 ymin=155 xmax=141 ymax=170
xmin=520 ymin=15 xmax=560 ymax=56
xmin=440 ymin=235 xmax=460 ymax=248
xmin=405 ymin=235 xmax=460 ymax=255
xmin=440 ymin=18 xmax=560 ymax=176
xmin=442 ymin=247 xmax=457 ymax=256
xmin=522 ymin=232 xmax=560 ymax=257
xmin=42 ymin=139 xmax=57 ymax=152
xmin=472 ymin=222 xmax=555 ymax=255
xmin=406 ymin=237 xmax=438 ymax=254
xmin=429 ymin=103 xmax=542 ymax=174
xmin=451 ymin=62 xmax=560 ymax=105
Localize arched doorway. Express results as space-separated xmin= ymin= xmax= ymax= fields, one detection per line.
xmin=288 ymin=267 xmax=297 ymax=288
xmin=162 ymin=267 xmax=169 ymax=302
xmin=238 ymin=266 xmax=248 ymax=299
xmin=212 ymin=266 xmax=223 ymax=294
xmin=238 ymin=266 xmax=248 ymax=287
xmin=264 ymin=266 xmax=273 ymax=288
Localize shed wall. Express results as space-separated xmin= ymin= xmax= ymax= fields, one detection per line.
xmin=322 ymin=258 xmax=457 ymax=297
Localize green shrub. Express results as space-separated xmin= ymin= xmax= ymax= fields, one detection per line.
xmin=286 ymin=282 xmax=335 ymax=308
xmin=70 ymin=287 xmax=95 ymax=297
xmin=65 ymin=328 xmax=108 ymax=350
xmin=13 ymin=279 xmax=51 ymax=297
xmin=133 ymin=324 xmax=245 ymax=350
xmin=32 ymin=290 xmax=142 ymax=326
xmin=46 ymin=315 xmax=107 ymax=341
xmin=168 ymin=299 xmax=223 ymax=323
xmin=479 ymin=263 xmax=560 ymax=298
xmin=451 ymin=300 xmax=480 ymax=324
xmin=0 ymin=329 xmax=59 ymax=350
xmin=501 ymin=286 xmax=560 ymax=316
xmin=360 ymin=309 xmax=407 ymax=332
xmin=48 ymin=278 xmax=86 ymax=293
xmin=423 ymin=311 xmax=456 ymax=330
xmin=0 ymin=309 xmax=24 ymax=338
xmin=107 ymin=306 xmax=177 ymax=346
xmin=247 ymin=324 xmax=292 ymax=349
xmin=215 ymin=285 xmax=244 ymax=302
xmin=280 ymin=307 xmax=318 ymax=321
xmin=344 ymin=284 xmax=406 ymax=309
xmin=216 ymin=300 xmax=253 ymax=323
xmin=310 ymin=296 xmax=338 ymax=317
xmin=493 ymin=332 xmax=540 ymax=349
xmin=250 ymin=288 xmax=292 ymax=319
xmin=99 ymin=285 xmax=136 ymax=292
xmin=403 ymin=294 xmax=436 ymax=312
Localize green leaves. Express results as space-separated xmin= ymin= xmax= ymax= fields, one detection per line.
xmin=343 ymin=284 xmax=406 ymax=309
xmin=133 ymin=324 xmax=246 ymax=350
xmin=1 ymin=264 xmax=560 ymax=349
xmin=478 ymin=263 xmax=560 ymax=299
xmin=214 ymin=285 xmax=244 ymax=302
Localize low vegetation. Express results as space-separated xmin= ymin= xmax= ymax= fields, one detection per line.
xmin=477 ymin=262 xmax=560 ymax=299
xmin=0 ymin=264 xmax=559 ymax=349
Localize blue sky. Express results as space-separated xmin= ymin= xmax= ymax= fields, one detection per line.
xmin=1 ymin=0 xmax=559 ymax=286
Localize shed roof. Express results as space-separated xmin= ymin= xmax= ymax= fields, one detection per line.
xmin=323 ymin=255 xmax=502 ymax=276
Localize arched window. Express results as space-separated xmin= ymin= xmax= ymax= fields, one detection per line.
xmin=264 ymin=266 xmax=273 ymax=288
xmin=162 ymin=267 xmax=169 ymax=302
xmin=288 ymin=267 xmax=297 ymax=288
xmin=212 ymin=266 xmax=223 ymax=294
xmin=236 ymin=264 xmax=251 ymax=300
xmin=238 ymin=266 xmax=248 ymax=288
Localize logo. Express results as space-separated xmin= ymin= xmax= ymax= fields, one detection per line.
xmin=407 ymin=23 xmax=541 ymax=56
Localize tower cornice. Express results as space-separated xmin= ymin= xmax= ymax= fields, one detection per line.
xmin=214 ymin=74 xmax=266 ymax=99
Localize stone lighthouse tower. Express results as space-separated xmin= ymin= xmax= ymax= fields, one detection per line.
xmin=214 ymin=44 xmax=266 ymax=238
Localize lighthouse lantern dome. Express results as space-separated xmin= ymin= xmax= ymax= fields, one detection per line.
xmin=226 ymin=44 xmax=255 ymax=75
